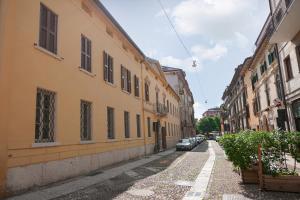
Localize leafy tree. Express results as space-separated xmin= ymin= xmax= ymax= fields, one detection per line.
xmin=196 ymin=116 xmax=221 ymax=133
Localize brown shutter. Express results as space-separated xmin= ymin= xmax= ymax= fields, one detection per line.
xmin=103 ymin=52 xmax=108 ymax=81
xmin=128 ymin=70 xmax=131 ymax=93
xmin=87 ymin=39 xmax=91 ymax=72
xmin=110 ymin=56 xmax=114 ymax=83
xmin=121 ymin=65 xmax=125 ymax=90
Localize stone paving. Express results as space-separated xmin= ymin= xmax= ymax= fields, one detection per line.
xmin=204 ymin=141 xmax=300 ymax=200
xmin=9 ymin=140 xmax=300 ymax=200
xmin=54 ymin=142 xmax=210 ymax=200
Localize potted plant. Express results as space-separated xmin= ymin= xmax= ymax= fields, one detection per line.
xmin=259 ymin=131 xmax=300 ymax=193
xmin=221 ymin=131 xmax=270 ymax=184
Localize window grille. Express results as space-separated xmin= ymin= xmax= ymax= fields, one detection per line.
xmin=35 ymin=88 xmax=56 ymax=143
xmin=80 ymin=100 xmax=92 ymax=141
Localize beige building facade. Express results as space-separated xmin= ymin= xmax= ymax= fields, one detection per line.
xmin=162 ymin=66 xmax=195 ymax=138
xmin=0 ymin=0 xmax=181 ymax=196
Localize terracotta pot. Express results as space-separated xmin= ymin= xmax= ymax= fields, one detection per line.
xmin=241 ymin=167 xmax=259 ymax=184
xmin=262 ymin=175 xmax=300 ymax=193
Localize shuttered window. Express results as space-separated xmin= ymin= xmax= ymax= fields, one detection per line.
xmin=124 ymin=111 xmax=130 ymax=138
xmin=39 ymin=4 xmax=58 ymax=54
xmin=284 ymin=56 xmax=293 ymax=81
xmin=296 ymin=46 xmax=300 ymax=72
xmin=134 ymin=75 xmax=140 ymax=97
xmin=107 ymin=107 xmax=114 ymax=139
xmin=145 ymin=83 xmax=150 ymax=101
xmin=103 ymin=52 xmax=114 ymax=83
xmin=121 ymin=66 xmax=131 ymax=93
xmin=81 ymin=35 xmax=92 ymax=72
xmin=136 ymin=114 xmax=141 ymax=138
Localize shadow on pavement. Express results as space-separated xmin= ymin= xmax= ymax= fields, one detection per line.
xmin=54 ymin=150 xmax=187 ymax=200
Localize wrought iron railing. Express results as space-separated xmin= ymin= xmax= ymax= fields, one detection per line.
xmin=154 ymin=103 xmax=168 ymax=116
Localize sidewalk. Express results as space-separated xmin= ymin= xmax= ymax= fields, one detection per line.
xmin=6 ymin=149 xmax=175 ymax=200
xmin=204 ymin=142 xmax=300 ymax=200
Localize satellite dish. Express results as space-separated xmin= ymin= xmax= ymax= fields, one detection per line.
xmin=192 ymin=60 xmax=197 ymax=67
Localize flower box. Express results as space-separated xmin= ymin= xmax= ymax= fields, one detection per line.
xmin=241 ymin=167 xmax=259 ymax=184
xmin=262 ymin=175 xmax=300 ymax=193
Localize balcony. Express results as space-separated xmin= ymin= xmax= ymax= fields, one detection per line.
xmin=154 ymin=103 xmax=168 ymax=117
xmin=270 ymin=0 xmax=300 ymax=43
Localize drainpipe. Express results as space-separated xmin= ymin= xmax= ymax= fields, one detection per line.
xmin=268 ymin=0 xmax=291 ymax=131
xmin=140 ymin=60 xmax=147 ymax=156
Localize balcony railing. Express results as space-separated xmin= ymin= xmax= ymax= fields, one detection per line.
xmin=154 ymin=103 xmax=168 ymax=116
xmin=272 ymin=0 xmax=294 ymax=30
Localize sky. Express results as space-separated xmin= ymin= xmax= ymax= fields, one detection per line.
xmin=101 ymin=0 xmax=270 ymax=119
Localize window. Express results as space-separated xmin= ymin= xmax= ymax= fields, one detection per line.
xmin=35 ymin=88 xmax=55 ymax=143
xmin=296 ymin=46 xmax=300 ymax=72
xmin=39 ymin=4 xmax=58 ymax=54
xmin=80 ymin=100 xmax=92 ymax=141
xmin=265 ymin=83 xmax=271 ymax=107
xmin=107 ymin=107 xmax=114 ymax=139
xmin=147 ymin=117 xmax=151 ymax=137
xmin=134 ymin=75 xmax=140 ymax=97
xmin=275 ymin=73 xmax=284 ymax=101
xmin=251 ymin=73 xmax=258 ymax=90
xmin=145 ymin=82 xmax=150 ymax=101
xmin=168 ymin=123 xmax=170 ymax=136
xmin=260 ymin=61 xmax=267 ymax=75
xmin=103 ymin=52 xmax=113 ymax=83
xmin=284 ymin=56 xmax=293 ymax=81
xmin=124 ymin=111 xmax=130 ymax=138
xmin=167 ymin=100 xmax=169 ymax=112
xmin=81 ymin=35 xmax=92 ymax=72
xmin=121 ymin=66 xmax=131 ymax=93
xmin=136 ymin=114 xmax=141 ymax=138
xmin=268 ymin=51 xmax=276 ymax=65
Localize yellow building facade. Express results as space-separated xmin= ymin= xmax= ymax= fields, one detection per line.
xmin=0 ymin=0 xmax=181 ymax=196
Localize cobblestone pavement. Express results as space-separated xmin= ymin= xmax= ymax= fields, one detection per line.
xmin=54 ymin=142 xmax=210 ymax=200
xmin=205 ymin=141 xmax=300 ymax=200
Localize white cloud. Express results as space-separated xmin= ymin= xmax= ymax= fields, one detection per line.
xmin=155 ymin=0 xmax=268 ymax=51
xmin=159 ymin=43 xmax=227 ymax=72
xmin=160 ymin=56 xmax=200 ymax=72
xmin=191 ymin=44 xmax=227 ymax=62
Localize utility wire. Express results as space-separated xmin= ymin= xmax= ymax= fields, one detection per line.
xmin=157 ymin=0 xmax=194 ymax=59
xmin=157 ymin=0 xmax=208 ymax=103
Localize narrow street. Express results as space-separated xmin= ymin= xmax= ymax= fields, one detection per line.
xmin=8 ymin=141 xmax=300 ymax=200
xmin=54 ymin=141 xmax=210 ymax=200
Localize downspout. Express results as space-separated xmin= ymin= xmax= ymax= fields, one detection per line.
xmin=140 ymin=60 xmax=147 ymax=155
xmin=268 ymin=0 xmax=291 ymax=131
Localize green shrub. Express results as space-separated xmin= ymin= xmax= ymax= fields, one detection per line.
xmin=220 ymin=130 xmax=271 ymax=170
xmin=220 ymin=130 xmax=300 ymax=176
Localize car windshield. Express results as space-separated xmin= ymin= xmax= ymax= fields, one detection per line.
xmin=179 ymin=139 xmax=190 ymax=143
